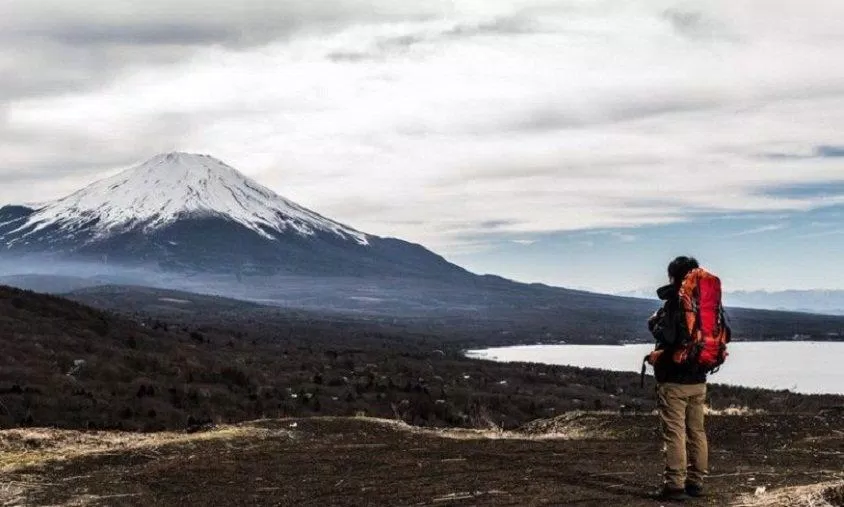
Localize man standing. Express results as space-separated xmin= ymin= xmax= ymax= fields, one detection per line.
xmin=647 ymin=256 xmax=709 ymax=501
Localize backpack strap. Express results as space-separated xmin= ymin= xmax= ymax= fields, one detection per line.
xmin=640 ymin=356 xmax=648 ymax=388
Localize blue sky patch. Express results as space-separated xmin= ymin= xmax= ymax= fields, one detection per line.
xmin=760 ymin=181 xmax=844 ymax=199
xmin=452 ymin=204 xmax=844 ymax=292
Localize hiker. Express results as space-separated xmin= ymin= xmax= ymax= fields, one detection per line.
xmin=644 ymin=256 xmax=730 ymax=501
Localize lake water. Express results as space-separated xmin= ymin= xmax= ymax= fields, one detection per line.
xmin=466 ymin=342 xmax=844 ymax=395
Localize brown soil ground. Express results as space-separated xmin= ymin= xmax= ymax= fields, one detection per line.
xmin=2 ymin=411 xmax=843 ymax=507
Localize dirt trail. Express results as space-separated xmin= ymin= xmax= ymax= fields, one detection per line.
xmin=1 ymin=412 xmax=843 ymax=506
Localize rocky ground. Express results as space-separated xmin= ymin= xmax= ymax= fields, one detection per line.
xmin=2 ymin=411 xmax=843 ymax=506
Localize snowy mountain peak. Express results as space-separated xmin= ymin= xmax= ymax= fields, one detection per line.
xmin=16 ymin=153 xmax=369 ymax=244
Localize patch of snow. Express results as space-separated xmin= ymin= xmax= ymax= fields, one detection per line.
xmin=158 ymin=298 xmax=192 ymax=304
xmin=14 ymin=152 xmax=369 ymax=245
xmin=0 ymin=218 xmax=24 ymax=228
xmin=740 ymin=481 xmax=843 ymax=507
xmin=349 ymin=296 xmax=384 ymax=302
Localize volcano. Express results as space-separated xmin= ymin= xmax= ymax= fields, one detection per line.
xmin=0 ymin=153 xmax=468 ymax=279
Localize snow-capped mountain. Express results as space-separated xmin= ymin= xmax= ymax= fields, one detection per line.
xmin=7 ymin=152 xmax=368 ymax=246
xmin=0 ymin=153 xmax=466 ymax=279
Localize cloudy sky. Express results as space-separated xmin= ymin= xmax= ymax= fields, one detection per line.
xmin=2 ymin=0 xmax=843 ymax=292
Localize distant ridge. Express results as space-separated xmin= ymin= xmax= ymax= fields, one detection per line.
xmin=617 ymin=288 xmax=844 ymax=316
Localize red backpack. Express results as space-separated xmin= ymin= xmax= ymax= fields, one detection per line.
xmin=646 ymin=268 xmax=731 ymax=373
xmin=676 ymin=268 xmax=731 ymax=370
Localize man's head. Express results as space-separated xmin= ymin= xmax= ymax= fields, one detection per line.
xmin=667 ymin=256 xmax=699 ymax=286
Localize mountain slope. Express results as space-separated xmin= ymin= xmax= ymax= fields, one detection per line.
xmin=62 ymin=283 xmax=844 ymax=346
xmin=0 ymin=153 xmax=469 ymax=279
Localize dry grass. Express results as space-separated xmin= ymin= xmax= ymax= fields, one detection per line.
xmin=371 ymin=408 xmax=765 ymax=441
xmin=732 ymin=481 xmax=844 ymax=507
xmin=0 ymin=422 xmax=293 ymax=505
xmin=0 ymin=480 xmax=27 ymax=507
xmin=0 ymin=415 xmax=604 ymax=506
xmin=0 ymin=423 xmax=289 ymax=473
xmin=707 ymin=406 xmax=766 ymax=416
xmin=358 ymin=412 xmax=633 ymax=441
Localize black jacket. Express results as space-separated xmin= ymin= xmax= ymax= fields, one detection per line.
xmin=648 ymin=284 xmax=707 ymax=385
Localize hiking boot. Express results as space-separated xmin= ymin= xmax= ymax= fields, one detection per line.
xmin=685 ymin=483 xmax=705 ymax=498
xmin=652 ymin=486 xmax=691 ymax=502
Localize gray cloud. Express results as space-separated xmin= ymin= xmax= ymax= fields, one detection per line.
xmin=0 ymin=0 xmax=454 ymax=197
xmin=1 ymin=41 xmax=198 ymax=103
xmin=431 ymin=155 xmax=665 ymax=189
xmin=0 ymin=0 xmax=448 ymax=102
xmin=477 ymin=219 xmax=521 ymax=230
xmin=0 ymin=111 xmax=205 ymax=203
xmin=757 ymin=180 xmax=844 ymax=199
xmin=326 ymin=34 xmax=428 ymax=62
xmin=33 ymin=23 xmax=235 ymax=47
xmin=762 ymin=145 xmax=844 ymax=160
xmin=325 ymin=51 xmax=373 ymax=63
xmin=661 ymin=7 xmax=738 ymax=42
xmin=817 ymin=145 xmax=844 ymax=158
xmin=326 ymin=13 xmax=543 ymax=63
xmin=3 ymin=1 xmax=445 ymax=48
xmin=446 ymin=15 xmax=541 ymax=37
xmin=507 ymin=95 xmax=724 ymax=134
xmin=431 ymin=165 xmax=561 ymax=188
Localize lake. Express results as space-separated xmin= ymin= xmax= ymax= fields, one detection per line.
xmin=466 ymin=342 xmax=844 ymax=395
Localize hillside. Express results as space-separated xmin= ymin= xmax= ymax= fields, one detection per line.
xmin=2 ymin=274 xmax=843 ymax=347
xmin=0 ymin=285 xmax=238 ymax=430
xmin=66 ymin=283 xmax=844 ymax=346
xmin=3 ymin=285 xmax=843 ymax=433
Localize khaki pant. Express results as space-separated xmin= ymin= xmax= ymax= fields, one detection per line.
xmin=657 ymin=383 xmax=708 ymax=489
